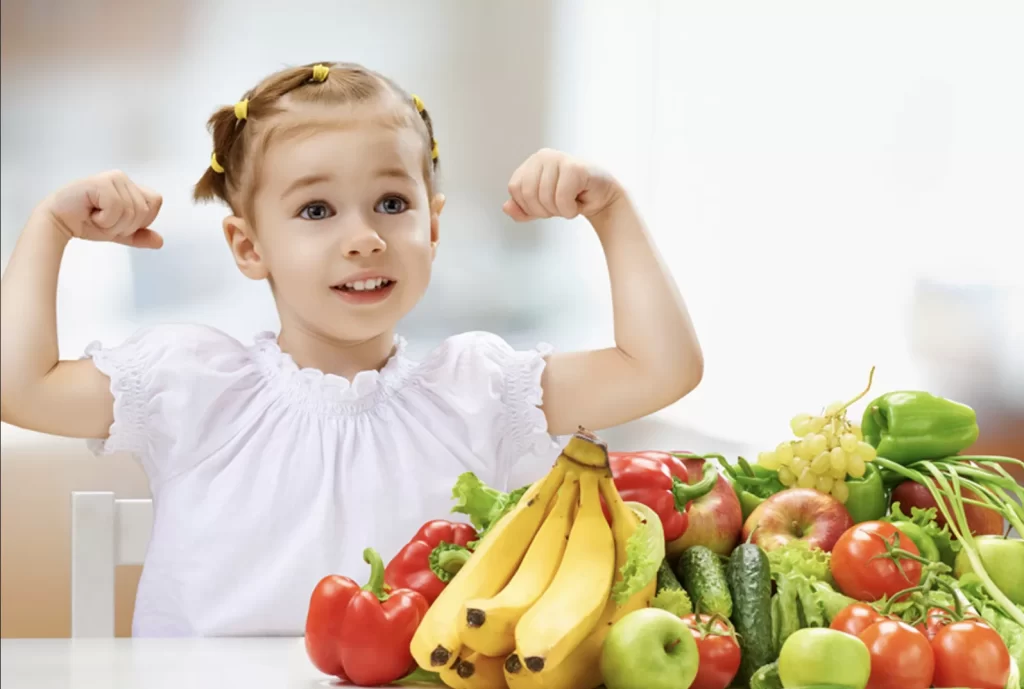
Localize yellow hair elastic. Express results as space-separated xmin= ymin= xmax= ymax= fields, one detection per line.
xmin=234 ymin=98 xmax=249 ymax=121
xmin=431 ymin=139 xmax=439 ymax=160
xmin=311 ymin=64 xmax=330 ymax=82
xmin=411 ymin=94 xmax=425 ymax=113
xmin=210 ymin=152 xmax=225 ymax=174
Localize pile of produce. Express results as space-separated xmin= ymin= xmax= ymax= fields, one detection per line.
xmin=303 ymin=375 xmax=1024 ymax=689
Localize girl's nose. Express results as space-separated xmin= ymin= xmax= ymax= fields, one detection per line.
xmin=341 ymin=226 xmax=386 ymax=257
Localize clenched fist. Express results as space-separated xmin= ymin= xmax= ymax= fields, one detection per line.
xmin=503 ymin=149 xmax=622 ymax=222
xmin=44 ymin=170 xmax=164 ymax=249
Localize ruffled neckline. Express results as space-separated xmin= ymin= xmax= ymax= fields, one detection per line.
xmin=251 ymin=331 xmax=417 ymax=413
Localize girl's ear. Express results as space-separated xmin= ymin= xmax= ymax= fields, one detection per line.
xmin=429 ymin=193 xmax=445 ymax=258
xmin=223 ymin=215 xmax=269 ymax=280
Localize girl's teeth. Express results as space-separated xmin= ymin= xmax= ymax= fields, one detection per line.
xmin=342 ymin=278 xmax=390 ymax=291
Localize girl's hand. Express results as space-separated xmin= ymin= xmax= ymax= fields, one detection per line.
xmin=503 ymin=149 xmax=622 ymax=222
xmin=45 ymin=170 xmax=164 ymax=249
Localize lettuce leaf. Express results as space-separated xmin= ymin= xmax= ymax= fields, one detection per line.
xmin=611 ymin=502 xmax=666 ymax=604
xmin=885 ymin=501 xmax=961 ymax=564
xmin=652 ymin=588 xmax=693 ymax=617
xmin=450 ymin=473 xmax=530 ymax=546
xmin=766 ymin=540 xmax=833 ymax=584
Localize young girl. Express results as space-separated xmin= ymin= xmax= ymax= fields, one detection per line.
xmin=0 ymin=61 xmax=702 ymax=637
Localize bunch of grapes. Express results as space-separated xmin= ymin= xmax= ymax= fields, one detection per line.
xmin=757 ymin=369 xmax=878 ymax=505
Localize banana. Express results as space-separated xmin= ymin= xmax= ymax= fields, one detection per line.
xmin=510 ymin=470 xmax=615 ymax=674
xmin=410 ymin=462 xmax=567 ymax=671
xmin=438 ymin=652 xmax=468 ymax=689
xmin=459 ymin=473 xmax=580 ymax=657
xmin=558 ymin=427 xmax=611 ymax=472
xmin=505 ymin=483 xmax=656 ymax=689
xmin=452 ymin=650 xmax=509 ymax=689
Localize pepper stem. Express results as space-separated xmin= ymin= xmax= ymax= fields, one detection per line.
xmin=429 ymin=543 xmax=473 ymax=583
xmin=361 ymin=547 xmax=390 ymax=602
xmin=669 ymin=460 xmax=719 ymax=513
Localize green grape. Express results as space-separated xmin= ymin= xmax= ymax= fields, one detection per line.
xmin=775 ymin=442 xmax=795 ymax=465
xmin=850 ymin=424 xmax=863 ymax=441
xmin=825 ymin=400 xmax=845 ymax=416
xmin=806 ymin=416 xmax=828 ymax=434
xmin=790 ymin=413 xmax=813 ymax=437
xmin=795 ymin=440 xmax=814 ymax=461
xmin=790 ymin=457 xmax=809 ymax=477
xmin=847 ymin=453 xmax=866 ymax=478
xmin=829 ymin=464 xmax=847 ymax=480
xmin=815 ymin=475 xmax=834 ymax=493
xmin=830 ymin=447 xmax=847 ymax=472
xmin=797 ymin=467 xmax=817 ymax=489
xmin=840 ymin=433 xmax=858 ymax=453
xmin=856 ymin=441 xmax=877 ymax=462
xmin=758 ymin=451 xmax=782 ymax=470
xmin=810 ymin=451 xmax=832 ymax=475
xmin=778 ymin=466 xmax=796 ymax=487
xmin=832 ymin=480 xmax=850 ymax=504
xmin=808 ymin=434 xmax=828 ymax=456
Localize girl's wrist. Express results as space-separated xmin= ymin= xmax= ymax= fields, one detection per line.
xmin=28 ymin=201 xmax=73 ymax=247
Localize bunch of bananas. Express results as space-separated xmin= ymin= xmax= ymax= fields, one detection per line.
xmin=409 ymin=428 xmax=659 ymax=689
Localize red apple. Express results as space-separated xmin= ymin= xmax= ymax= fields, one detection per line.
xmin=891 ymin=480 xmax=1004 ymax=536
xmin=742 ymin=488 xmax=854 ymax=552
xmin=666 ymin=453 xmax=744 ymax=557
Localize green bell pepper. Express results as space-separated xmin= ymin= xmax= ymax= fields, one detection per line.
xmin=843 ymin=463 xmax=888 ymax=524
xmin=717 ymin=456 xmax=785 ymax=520
xmin=861 ymin=391 xmax=979 ymax=465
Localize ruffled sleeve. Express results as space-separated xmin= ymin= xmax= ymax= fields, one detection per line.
xmin=418 ymin=331 xmax=563 ymax=487
xmin=83 ymin=324 xmax=265 ymax=484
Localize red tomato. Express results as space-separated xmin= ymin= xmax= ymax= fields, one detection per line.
xmin=830 ymin=522 xmax=923 ymax=601
xmin=681 ymin=614 xmax=741 ymax=689
xmin=859 ymin=619 xmax=934 ymax=689
xmin=830 ymin=603 xmax=885 ymax=637
xmin=915 ymin=607 xmax=952 ymax=641
xmin=931 ymin=619 xmax=1011 ymax=689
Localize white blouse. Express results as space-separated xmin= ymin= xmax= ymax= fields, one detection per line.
xmin=85 ymin=325 xmax=562 ymax=637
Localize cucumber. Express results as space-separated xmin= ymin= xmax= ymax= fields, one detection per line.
xmin=676 ymin=546 xmax=732 ymax=618
xmin=655 ymin=559 xmax=683 ymax=593
xmin=727 ymin=543 xmax=776 ymax=686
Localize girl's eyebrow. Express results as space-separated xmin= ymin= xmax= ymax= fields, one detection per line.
xmin=282 ymin=173 xmax=333 ymax=199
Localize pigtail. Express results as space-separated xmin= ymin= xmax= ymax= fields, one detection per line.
xmin=192 ymin=104 xmax=241 ymax=204
xmin=411 ymin=95 xmax=440 ymax=170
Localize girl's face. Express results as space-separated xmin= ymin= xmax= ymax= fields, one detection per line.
xmin=225 ymin=99 xmax=443 ymax=345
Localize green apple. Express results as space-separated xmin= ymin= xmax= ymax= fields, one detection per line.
xmin=600 ymin=608 xmax=699 ymax=689
xmin=955 ymin=535 xmax=1024 ymax=605
xmin=778 ymin=628 xmax=870 ymax=689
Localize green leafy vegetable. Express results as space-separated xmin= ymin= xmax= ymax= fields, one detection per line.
xmin=652 ymin=588 xmax=693 ymax=617
xmin=771 ymin=570 xmax=857 ymax=652
xmin=766 ymin=540 xmax=833 ymax=583
xmin=394 ymin=667 xmax=443 ymax=685
xmin=885 ymin=501 xmax=960 ymax=563
xmin=450 ymin=473 xmax=530 ymax=546
xmin=611 ymin=502 xmax=666 ymax=604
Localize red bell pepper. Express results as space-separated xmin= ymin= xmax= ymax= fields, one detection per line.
xmin=384 ymin=519 xmax=477 ymax=604
xmin=607 ymin=451 xmax=719 ymax=542
xmin=305 ymin=547 xmax=429 ymax=686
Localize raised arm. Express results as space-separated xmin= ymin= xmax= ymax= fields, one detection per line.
xmin=503 ymin=149 xmax=703 ymax=436
xmin=0 ymin=170 xmax=163 ymax=438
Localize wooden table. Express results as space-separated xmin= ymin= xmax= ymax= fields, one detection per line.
xmin=0 ymin=638 xmax=436 ymax=689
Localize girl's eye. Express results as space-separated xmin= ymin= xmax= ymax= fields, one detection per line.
xmin=375 ymin=196 xmax=408 ymax=215
xmin=299 ymin=202 xmax=334 ymax=220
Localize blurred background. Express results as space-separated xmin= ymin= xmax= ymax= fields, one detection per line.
xmin=2 ymin=0 xmax=1022 ymax=637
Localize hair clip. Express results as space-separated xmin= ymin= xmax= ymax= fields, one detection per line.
xmin=311 ymin=64 xmax=330 ymax=82
xmin=234 ymin=98 xmax=249 ymax=121
xmin=431 ymin=140 xmax=439 ymax=160
xmin=210 ymin=152 xmax=225 ymax=174
xmin=411 ymin=94 xmax=426 ymax=113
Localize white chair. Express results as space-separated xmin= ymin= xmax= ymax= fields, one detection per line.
xmin=70 ymin=491 xmax=153 ymax=637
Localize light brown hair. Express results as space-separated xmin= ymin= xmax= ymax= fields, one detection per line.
xmin=192 ymin=61 xmax=439 ymax=218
